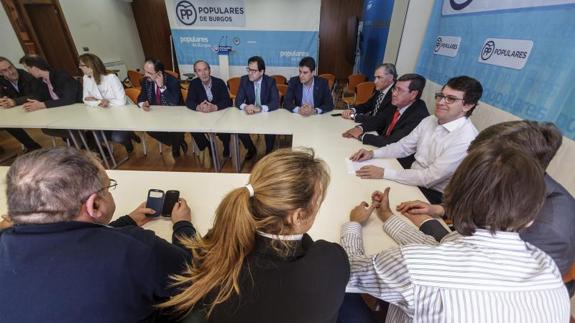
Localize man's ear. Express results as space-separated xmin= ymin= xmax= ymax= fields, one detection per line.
xmin=84 ymin=193 xmax=100 ymax=219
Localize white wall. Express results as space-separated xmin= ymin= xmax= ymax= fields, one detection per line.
xmin=0 ymin=6 xmax=25 ymax=65
xmin=395 ymin=0 xmax=575 ymax=195
xmin=383 ymin=0 xmax=409 ymax=66
xmin=58 ymin=0 xmax=144 ymax=72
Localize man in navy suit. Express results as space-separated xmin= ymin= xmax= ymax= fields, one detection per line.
xmin=136 ymin=58 xmax=186 ymax=159
xmin=284 ymin=56 xmax=333 ymax=116
xmin=235 ymin=56 xmax=279 ymax=159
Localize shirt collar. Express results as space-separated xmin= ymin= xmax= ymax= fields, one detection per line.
xmin=381 ymin=82 xmax=393 ymax=96
xmin=397 ymin=102 xmax=412 ymax=115
xmin=440 ymin=116 xmax=467 ymax=132
xmin=303 ymin=78 xmax=314 ymax=89
xmin=257 ymin=230 xmax=303 ymax=241
xmin=465 ymin=229 xmax=527 ymax=250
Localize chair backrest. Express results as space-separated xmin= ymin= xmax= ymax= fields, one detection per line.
xmin=165 ymin=70 xmax=179 ymax=79
xmin=319 ymin=73 xmax=336 ymax=90
xmin=355 ymin=81 xmax=375 ymax=105
xmin=227 ymin=77 xmax=241 ymax=97
xmin=563 ymin=263 xmax=575 ymax=283
xmin=127 ymin=70 xmax=143 ymax=88
xmin=181 ymin=88 xmax=189 ymax=102
xmin=276 ymin=83 xmax=288 ymax=98
xmin=125 ymin=87 xmax=141 ymax=104
xmin=271 ymin=74 xmax=287 ymax=85
xmin=346 ymin=73 xmax=367 ymax=93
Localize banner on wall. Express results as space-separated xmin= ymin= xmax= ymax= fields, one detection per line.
xmin=416 ymin=0 xmax=575 ymax=140
xmin=166 ymin=0 xmax=320 ymax=78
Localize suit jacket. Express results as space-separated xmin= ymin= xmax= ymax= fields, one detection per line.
xmin=284 ymin=76 xmax=334 ymax=113
xmin=420 ymin=174 xmax=575 ymax=277
xmin=186 ymin=76 xmax=231 ymax=110
xmin=193 ymin=234 xmax=349 ymax=323
xmin=235 ymin=74 xmax=279 ymax=111
xmin=40 ymin=70 xmax=83 ymax=108
xmin=353 ymin=86 xmax=393 ymax=122
xmin=360 ymin=99 xmax=429 ymax=147
xmin=0 ymin=220 xmax=194 ymax=323
xmin=0 ymin=69 xmax=47 ymax=106
xmin=137 ymin=72 xmax=182 ymax=106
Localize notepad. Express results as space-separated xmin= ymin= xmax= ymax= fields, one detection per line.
xmin=346 ymin=158 xmax=396 ymax=175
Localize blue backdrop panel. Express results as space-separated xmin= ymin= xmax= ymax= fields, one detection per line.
xmin=172 ymin=29 xmax=319 ymax=67
xmin=416 ymin=1 xmax=575 ymax=139
xmin=359 ymin=0 xmax=394 ymax=78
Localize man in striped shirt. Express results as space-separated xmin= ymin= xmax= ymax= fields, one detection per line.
xmin=340 ymin=143 xmax=570 ymax=322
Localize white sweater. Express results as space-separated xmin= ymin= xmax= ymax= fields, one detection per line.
xmin=82 ymin=73 xmax=127 ymax=106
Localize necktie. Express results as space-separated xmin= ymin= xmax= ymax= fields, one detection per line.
xmin=155 ymin=85 xmax=161 ymax=105
xmin=43 ymin=78 xmax=59 ymax=100
xmin=372 ymin=91 xmax=385 ymax=116
xmin=255 ymin=82 xmax=261 ymax=107
xmin=386 ymin=108 xmax=401 ymax=136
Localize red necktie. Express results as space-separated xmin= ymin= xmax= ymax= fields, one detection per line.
xmin=155 ymin=85 xmax=161 ymax=105
xmin=386 ymin=109 xmax=400 ymax=136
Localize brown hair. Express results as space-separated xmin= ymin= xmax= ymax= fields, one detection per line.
xmin=468 ymin=120 xmax=562 ymax=169
xmin=445 ymin=142 xmax=546 ymax=236
xmin=79 ymin=53 xmax=111 ymax=85
xmin=6 ymin=147 xmax=107 ymax=224
xmin=160 ymin=148 xmax=330 ymax=316
xmin=443 ymin=75 xmax=483 ymax=117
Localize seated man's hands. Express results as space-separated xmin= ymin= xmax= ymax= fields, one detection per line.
xmin=198 ymin=100 xmax=217 ymax=113
xmin=0 ymin=215 xmax=13 ymax=229
xmin=244 ymin=104 xmax=262 ymax=115
xmin=98 ymin=99 xmax=110 ymax=108
xmin=372 ymin=187 xmax=393 ymax=222
xmin=299 ymin=104 xmax=316 ymax=116
xmin=349 ymin=148 xmax=373 ymax=162
xmin=349 ymin=201 xmax=375 ymax=225
xmin=356 ymin=165 xmax=384 ymax=179
xmin=140 ymin=101 xmax=151 ymax=111
xmin=171 ymin=198 xmax=192 ymax=224
xmin=341 ymin=109 xmax=354 ymax=119
xmin=397 ymin=200 xmax=445 ymax=227
xmin=0 ymin=96 xmax=16 ymax=108
xmin=23 ymin=99 xmax=46 ymax=112
xmin=127 ymin=202 xmax=156 ymax=226
xmin=342 ymin=126 xmax=363 ymax=139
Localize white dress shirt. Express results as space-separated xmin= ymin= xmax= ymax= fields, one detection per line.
xmin=239 ymin=78 xmax=269 ymax=112
xmin=341 ymin=216 xmax=570 ymax=323
xmin=373 ymin=115 xmax=478 ymax=192
xmin=83 ymin=74 xmax=127 ymax=106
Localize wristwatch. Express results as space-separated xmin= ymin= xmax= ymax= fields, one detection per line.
xmin=350 ymin=113 xmax=356 ymax=120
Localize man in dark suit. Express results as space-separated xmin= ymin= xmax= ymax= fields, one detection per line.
xmin=0 ymin=57 xmax=43 ymax=151
xmin=341 ymin=63 xmax=397 ymax=123
xmin=19 ymin=55 xmax=83 ymax=140
xmin=342 ymin=74 xmax=429 ymax=168
xmin=186 ymin=60 xmax=232 ymax=162
xmin=235 ymin=56 xmax=279 ymax=158
xmin=284 ymin=56 xmax=333 ymax=116
xmin=136 ymin=58 xmax=186 ymax=158
xmin=397 ymin=120 xmax=575 ymax=297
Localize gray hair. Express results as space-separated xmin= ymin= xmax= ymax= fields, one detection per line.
xmin=6 ymin=148 xmax=107 ymax=224
xmin=376 ymin=63 xmax=398 ymax=81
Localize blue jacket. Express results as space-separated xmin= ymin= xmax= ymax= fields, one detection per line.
xmin=235 ymin=74 xmax=279 ymax=111
xmin=284 ymin=76 xmax=334 ymax=114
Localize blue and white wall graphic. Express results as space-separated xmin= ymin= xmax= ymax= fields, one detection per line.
xmin=166 ymin=0 xmax=321 ymax=79
xmin=417 ymin=0 xmax=575 ymax=140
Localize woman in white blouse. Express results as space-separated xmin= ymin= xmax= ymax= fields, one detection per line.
xmin=79 ymin=53 xmax=136 ymax=152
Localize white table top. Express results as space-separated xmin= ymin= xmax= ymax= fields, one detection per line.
xmin=0 ymin=103 xmax=429 ymax=255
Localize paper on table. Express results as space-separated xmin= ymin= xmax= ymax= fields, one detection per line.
xmin=346 ymin=158 xmax=396 ymax=175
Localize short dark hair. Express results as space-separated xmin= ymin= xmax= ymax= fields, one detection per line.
xmin=144 ymin=58 xmax=164 ymax=73
xmin=298 ymin=56 xmax=316 ymax=72
xmin=443 ymin=76 xmax=483 ymax=117
xmin=0 ymin=56 xmax=14 ymax=66
xmin=445 ymin=142 xmax=546 ymax=236
xmin=248 ymin=56 xmax=265 ymax=72
xmin=7 ymin=148 xmax=107 ymax=224
xmin=376 ymin=63 xmax=397 ymax=81
xmin=193 ymin=60 xmax=211 ymax=73
xmin=397 ymin=73 xmax=426 ymax=99
xmin=19 ymin=55 xmax=51 ymax=71
xmin=468 ymin=120 xmax=562 ymax=169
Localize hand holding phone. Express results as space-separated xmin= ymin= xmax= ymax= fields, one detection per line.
xmin=162 ymin=190 xmax=180 ymax=216
xmin=145 ymin=189 xmax=165 ymax=217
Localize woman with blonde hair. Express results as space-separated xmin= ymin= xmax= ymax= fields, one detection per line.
xmin=162 ymin=148 xmax=349 ymax=323
xmin=79 ymin=53 xmax=136 ymax=152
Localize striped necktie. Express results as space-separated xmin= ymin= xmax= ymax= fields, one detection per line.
xmin=372 ymin=91 xmax=385 ymax=116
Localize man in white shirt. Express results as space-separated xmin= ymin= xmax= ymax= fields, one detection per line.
xmin=350 ymin=75 xmax=483 ymax=203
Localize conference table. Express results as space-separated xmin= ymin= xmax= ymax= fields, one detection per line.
xmin=0 ymin=103 xmax=430 ymax=255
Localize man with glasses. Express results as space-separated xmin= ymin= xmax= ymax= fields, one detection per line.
xmin=341 ymin=63 xmax=397 ymax=122
xmin=342 ymin=74 xmax=429 ymax=165
xmin=235 ymin=56 xmax=279 ymax=159
xmin=0 ymin=147 xmax=196 ymax=322
xmin=0 ymin=56 xmax=43 ymax=151
xmin=350 ymin=75 xmax=482 ymax=204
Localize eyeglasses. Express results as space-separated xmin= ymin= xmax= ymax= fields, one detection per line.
xmin=392 ymin=86 xmax=411 ymax=95
xmin=246 ymin=67 xmax=260 ymax=73
xmin=78 ymin=64 xmax=87 ymax=68
xmin=435 ymin=93 xmax=464 ymax=104
xmin=10 ymin=179 xmax=118 ymax=216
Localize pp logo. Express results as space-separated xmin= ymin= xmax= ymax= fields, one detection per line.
xmin=450 ymin=0 xmax=473 ymax=10
xmin=434 ymin=37 xmax=442 ymax=52
xmin=481 ymin=40 xmax=495 ymax=60
xmin=176 ymin=1 xmax=197 ymax=26
xmin=233 ymin=37 xmax=241 ymax=46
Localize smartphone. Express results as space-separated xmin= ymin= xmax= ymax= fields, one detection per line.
xmin=162 ymin=190 xmax=180 ymax=217
xmin=331 ymin=113 xmax=342 ymax=117
xmin=145 ymin=189 xmax=165 ymax=217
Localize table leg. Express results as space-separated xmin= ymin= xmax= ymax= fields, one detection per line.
xmin=99 ymin=131 xmax=118 ymax=168
xmin=67 ymin=130 xmax=81 ymax=149
xmin=207 ymin=133 xmax=220 ymax=172
xmin=90 ymin=131 xmax=111 ymax=169
xmin=231 ymin=133 xmax=241 ymax=173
